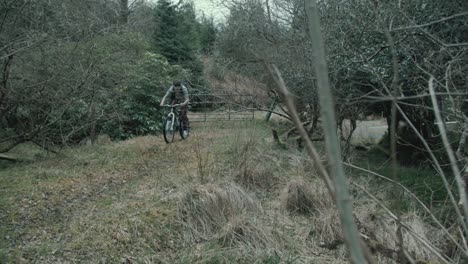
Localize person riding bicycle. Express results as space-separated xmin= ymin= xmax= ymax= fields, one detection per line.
xmin=160 ymin=80 xmax=190 ymax=137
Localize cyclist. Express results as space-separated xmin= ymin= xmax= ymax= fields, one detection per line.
xmin=160 ymin=80 xmax=190 ymax=137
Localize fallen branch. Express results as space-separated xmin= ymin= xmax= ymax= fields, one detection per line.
xmin=354 ymin=145 xmax=370 ymax=151
xmin=318 ymin=229 xmax=404 ymax=262
xmin=0 ymin=154 xmax=18 ymax=162
xmin=285 ymin=121 xmax=311 ymax=137
xmin=319 ymin=239 xmax=344 ymax=250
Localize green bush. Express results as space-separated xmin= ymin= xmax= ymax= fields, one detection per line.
xmin=102 ymin=52 xmax=190 ymax=139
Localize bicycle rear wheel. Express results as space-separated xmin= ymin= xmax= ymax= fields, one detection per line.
xmin=179 ymin=119 xmax=190 ymax=139
xmin=163 ymin=117 xmax=175 ymax=143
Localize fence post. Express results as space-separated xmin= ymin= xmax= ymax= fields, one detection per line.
xmin=228 ymin=103 xmax=231 ymax=121
xmin=252 ymin=95 xmax=256 ymax=120
xmin=265 ymin=97 xmax=278 ymax=122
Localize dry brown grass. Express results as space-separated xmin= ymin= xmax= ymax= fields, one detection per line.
xmin=280 ymin=178 xmax=332 ymax=215
xmin=1 ymin=121 xmax=456 ymax=263
xmin=177 ymin=182 xmax=261 ymax=240
xmin=217 ymin=216 xmax=275 ymax=248
xmin=310 ymin=208 xmax=342 ymax=243
xmin=357 ymin=209 xmax=444 ymax=263
xmin=307 ymin=199 xmax=445 ymax=263
xmin=234 ymin=162 xmax=278 ymax=190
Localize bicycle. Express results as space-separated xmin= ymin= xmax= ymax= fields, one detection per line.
xmin=162 ymin=104 xmax=190 ymax=144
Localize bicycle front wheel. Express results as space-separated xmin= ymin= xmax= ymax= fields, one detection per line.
xmin=163 ymin=117 xmax=175 ymax=143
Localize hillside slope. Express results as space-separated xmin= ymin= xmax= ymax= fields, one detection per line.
xmin=202 ymin=57 xmax=270 ymax=106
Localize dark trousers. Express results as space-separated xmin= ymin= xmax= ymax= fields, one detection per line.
xmin=180 ymin=105 xmax=189 ymax=130
xmin=172 ymin=100 xmax=189 ymax=130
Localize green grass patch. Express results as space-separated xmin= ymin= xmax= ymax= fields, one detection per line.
xmin=352 ymin=146 xmax=456 ymax=218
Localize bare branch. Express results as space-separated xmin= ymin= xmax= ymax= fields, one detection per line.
xmin=266 ymin=64 xmax=335 ymax=194
xmin=429 ymin=77 xmax=468 ymax=226
xmin=304 ymin=1 xmax=372 ymax=262
xmin=392 ymin=11 xmax=468 ymax=32
xmin=353 ymin=182 xmax=453 ymax=264
xmin=344 ymin=162 xmax=467 ymax=252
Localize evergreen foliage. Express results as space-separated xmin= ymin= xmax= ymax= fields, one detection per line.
xmin=0 ymin=0 xmax=218 ymax=151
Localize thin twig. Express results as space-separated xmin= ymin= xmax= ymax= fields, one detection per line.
xmin=429 ymin=77 xmax=468 ymax=235
xmin=393 ymin=102 xmax=468 ymax=239
xmin=265 ymin=64 xmax=335 ymax=194
xmin=392 ymin=11 xmax=468 ymax=32
xmin=344 ymin=162 xmax=466 ymax=252
xmin=353 ymin=183 xmax=453 ymax=264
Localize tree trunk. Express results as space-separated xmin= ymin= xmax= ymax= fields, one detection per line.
xmin=0 ymin=55 xmax=13 ymax=117
xmin=89 ymin=100 xmax=97 ymax=144
xmin=120 ymin=0 xmax=129 ymax=25
xmin=456 ymin=118 xmax=467 ymax=161
xmin=304 ymin=0 xmax=371 ymax=262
